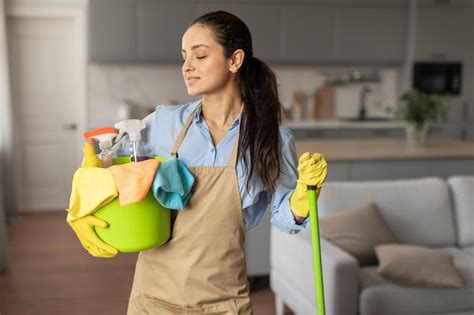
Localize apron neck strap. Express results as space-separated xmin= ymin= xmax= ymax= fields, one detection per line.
xmin=227 ymin=118 xmax=241 ymax=168
xmin=171 ymin=102 xmax=242 ymax=168
xmin=170 ymin=103 xmax=198 ymax=159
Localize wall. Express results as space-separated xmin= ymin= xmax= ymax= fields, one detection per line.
xmin=87 ymin=63 xmax=399 ymax=129
xmin=0 ymin=0 xmax=9 ymax=272
xmin=87 ymin=63 xmax=194 ymax=128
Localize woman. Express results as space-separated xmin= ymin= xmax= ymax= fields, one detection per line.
xmin=127 ymin=11 xmax=326 ymax=314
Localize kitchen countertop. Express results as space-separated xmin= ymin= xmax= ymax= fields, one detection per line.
xmin=285 ymin=120 xmax=405 ymax=129
xmin=294 ymin=138 xmax=474 ymax=161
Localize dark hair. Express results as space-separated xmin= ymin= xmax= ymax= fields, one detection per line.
xmin=192 ymin=11 xmax=282 ymax=196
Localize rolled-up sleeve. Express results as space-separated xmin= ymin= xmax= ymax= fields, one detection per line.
xmin=269 ymin=126 xmax=310 ymax=234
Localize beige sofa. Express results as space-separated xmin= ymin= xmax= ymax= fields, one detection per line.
xmin=270 ymin=176 xmax=474 ymax=315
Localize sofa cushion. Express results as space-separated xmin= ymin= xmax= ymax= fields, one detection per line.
xmin=317 ymin=177 xmax=456 ymax=247
xmin=359 ymin=247 xmax=474 ymax=315
xmin=448 ymin=176 xmax=474 ymax=247
xmin=320 ymin=203 xmax=397 ymax=265
xmin=464 ymin=246 xmax=474 ymax=257
xmin=375 ymin=244 xmax=463 ymax=288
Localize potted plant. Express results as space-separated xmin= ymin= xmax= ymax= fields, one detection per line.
xmin=389 ymin=89 xmax=448 ymax=147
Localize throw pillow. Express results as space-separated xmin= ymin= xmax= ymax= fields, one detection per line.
xmin=375 ymin=244 xmax=464 ymax=288
xmin=319 ymin=203 xmax=397 ymax=265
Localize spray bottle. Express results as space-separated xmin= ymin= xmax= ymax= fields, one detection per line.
xmin=84 ymin=127 xmax=119 ymax=167
xmin=114 ymin=119 xmax=149 ymax=163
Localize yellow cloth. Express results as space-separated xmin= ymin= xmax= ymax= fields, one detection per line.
xmin=67 ymin=167 xmax=118 ymax=219
xmin=290 ymin=152 xmax=328 ymax=218
xmin=108 ymin=159 xmax=160 ymax=206
xmin=67 ymin=213 xmax=118 ymax=258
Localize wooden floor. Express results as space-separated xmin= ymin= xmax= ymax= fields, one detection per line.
xmin=0 ymin=212 xmax=277 ymax=315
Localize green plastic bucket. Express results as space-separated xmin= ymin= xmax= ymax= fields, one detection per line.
xmin=92 ymin=156 xmax=170 ymax=253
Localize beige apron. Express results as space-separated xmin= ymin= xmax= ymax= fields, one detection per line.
xmin=127 ymin=105 xmax=253 ymax=314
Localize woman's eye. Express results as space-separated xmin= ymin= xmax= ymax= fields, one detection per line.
xmin=196 ymin=56 xmax=207 ymax=60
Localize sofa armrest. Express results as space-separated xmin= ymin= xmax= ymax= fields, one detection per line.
xmin=270 ymin=227 xmax=359 ymax=315
xmin=320 ymin=238 xmax=359 ymax=315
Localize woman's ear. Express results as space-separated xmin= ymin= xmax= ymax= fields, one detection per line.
xmin=229 ymin=49 xmax=245 ymax=73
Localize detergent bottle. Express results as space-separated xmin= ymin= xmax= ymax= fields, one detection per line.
xmin=83 ymin=127 xmax=119 ymax=167
xmin=114 ymin=119 xmax=149 ymax=163
xmin=81 ymin=140 xmax=103 ymax=168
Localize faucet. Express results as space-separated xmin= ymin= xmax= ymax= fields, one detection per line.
xmin=358 ymin=85 xmax=372 ymax=120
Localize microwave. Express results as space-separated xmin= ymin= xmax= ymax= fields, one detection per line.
xmin=412 ymin=62 xmax=462 ymax=95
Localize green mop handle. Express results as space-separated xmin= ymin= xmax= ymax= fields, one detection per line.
xmin=307 ymin=185 xmax=326 ymax=315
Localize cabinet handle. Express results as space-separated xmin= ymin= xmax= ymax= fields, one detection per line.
xmin=63 ymin=123 xmax=77 ymax=131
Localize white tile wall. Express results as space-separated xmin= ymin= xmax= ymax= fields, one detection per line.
xmin=272 ymin=66 xmax=399 ymax=119
xmin=87 ymin=64 xmax=197 ymax=128
xmin=87 ymin=63 xmax=399 ymax=128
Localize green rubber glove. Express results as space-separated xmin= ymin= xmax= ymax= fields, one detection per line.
xmin=67 ymin=213 xmax=118 ymax=258
xmin=290 ymin=152 xmax=328 ymax=218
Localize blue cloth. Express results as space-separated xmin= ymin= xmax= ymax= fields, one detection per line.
xmin=152 ymin=157 xmax=194 ymax=210
xmin=142 ymin=100 xmax=309 ymax=234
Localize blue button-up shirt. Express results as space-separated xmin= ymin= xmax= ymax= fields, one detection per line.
xmin=142 ymin=100 xmax=309 ymax=234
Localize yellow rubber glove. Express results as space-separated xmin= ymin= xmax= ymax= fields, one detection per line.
xmin=290 ymin=152 xmax=328 ymax=218
xmin=67 ymin=213 xmax=118 ymax=258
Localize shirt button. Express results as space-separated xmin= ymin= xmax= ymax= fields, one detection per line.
xmin=211 ymin=148 xmax=215 ymax=153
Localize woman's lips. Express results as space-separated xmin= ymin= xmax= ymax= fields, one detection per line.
xmin=186 ymin=77 xmax=200 ymax=85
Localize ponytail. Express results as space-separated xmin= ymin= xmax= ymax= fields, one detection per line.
xmin=238 ymin=56 xmax=282 ymax=195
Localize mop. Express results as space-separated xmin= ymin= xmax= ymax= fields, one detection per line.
xmin=307 ymin=185 xmax=326 ymax=315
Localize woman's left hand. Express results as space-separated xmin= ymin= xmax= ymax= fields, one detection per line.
xmin=289 ymin=152 xmax=328 ymax=218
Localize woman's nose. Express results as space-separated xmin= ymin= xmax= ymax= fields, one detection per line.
xmin=182 ymin=58 xmax=194 ymax=72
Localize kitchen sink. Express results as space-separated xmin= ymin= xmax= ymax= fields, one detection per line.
xmin=342 ymin=117 xmax=392 ymax=122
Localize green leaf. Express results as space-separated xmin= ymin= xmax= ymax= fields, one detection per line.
xmin=391 ymin=88 xmax=449 ymax=124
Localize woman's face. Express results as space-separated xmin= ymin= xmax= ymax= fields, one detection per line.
xmin=181 ymin=24 xmax=233 ymax=96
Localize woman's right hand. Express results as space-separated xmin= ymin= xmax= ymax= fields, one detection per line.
xmin=67 ymin=213 xmax=118 ymax=258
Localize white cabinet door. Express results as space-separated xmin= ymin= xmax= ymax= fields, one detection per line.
xmin=195 ymin=2 xmax=282 ymax=62
xmin=7 ymin=14 xmax=84 ymax=211
xmin=89 ymin=0 xmax=136 ymax=62
xmin=137 ymin=0 xmax=195 ymax=62
xmin=335 ymin=7 xmax=408 ymax=63
xmin=415 ymin=4 xmax=472 ymax=61
xmin=282 ymin=5 xmax=337 ymax=62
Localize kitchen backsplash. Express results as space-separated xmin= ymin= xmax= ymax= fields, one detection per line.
xmin=88 ymin=64 xmax=195 ymax=128
xmin=88 ymin=63 xmax=399 ymax=128
xmin=273 ymin=66 xmax=399 ymax=121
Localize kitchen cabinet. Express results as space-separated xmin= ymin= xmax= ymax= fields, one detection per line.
xmin=282 ymin=4 xmax=407 ymax=63
xmin=90 ymin=0 xmax=194 ymax=63
xmin=137 ymin=0 xmax=194 ymax=62
xmin=282 ymin=6 xmax=336 ymax=62
xmin=415 ymin=2 xmax=472 ymax=61
xmin=195 ymin=2 xmax=282 ymax=62
xmin=89 ymin=0 xmax=136 ymax=62
xmin=89 ymin=0 xmax=409 ymax=64
xmin=335 ymin=7 xmax=407 ymax=63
